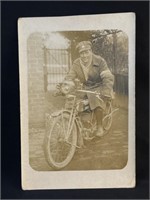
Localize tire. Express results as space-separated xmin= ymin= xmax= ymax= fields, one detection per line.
xmin=102 ymin=102 xmax=112 ymax=131
xmin=44 ymin=113 xmax=77 ymax=170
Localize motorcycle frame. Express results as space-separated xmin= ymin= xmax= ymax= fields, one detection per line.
xmin=48 ymin=92 xmax=118 ymax=147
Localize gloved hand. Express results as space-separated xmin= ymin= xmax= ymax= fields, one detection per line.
xmin=53 ymin=83 xmax=62 ymax=97
xmin=101 ymin=88 xmax=112 ymax=100
xmin=56 ymin=83 xmax=62 ymax=90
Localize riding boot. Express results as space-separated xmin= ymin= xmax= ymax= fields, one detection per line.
xmin=94 ymin=107 xmax=104 ymax=137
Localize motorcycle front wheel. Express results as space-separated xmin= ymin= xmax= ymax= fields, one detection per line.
xmin=44 ymin=113 xmax=77 ymax=170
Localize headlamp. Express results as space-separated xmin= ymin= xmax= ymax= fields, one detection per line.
xmin=60 ymin=80 xmax=75 ymax=95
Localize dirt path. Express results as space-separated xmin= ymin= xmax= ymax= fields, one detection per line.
xmin=29 ymin=109 xmax=128 ymax=171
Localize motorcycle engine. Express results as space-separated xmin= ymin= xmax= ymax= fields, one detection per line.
xmin=79 ymin=111 xmax=95 ymax=128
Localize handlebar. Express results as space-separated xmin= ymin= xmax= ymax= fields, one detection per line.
xmin=77 ymin=89 xmax=100 ymax=95
xmin=77 ymin=89 xmax=112 ymax=102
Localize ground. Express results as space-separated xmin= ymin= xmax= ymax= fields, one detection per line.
xmin=29 ymin=93 xmax=128 ymax=171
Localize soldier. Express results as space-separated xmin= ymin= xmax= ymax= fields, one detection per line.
xmin=61 ymin=41 xmax=114 ymax=137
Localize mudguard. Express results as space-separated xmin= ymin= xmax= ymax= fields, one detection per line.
xmin=51 ymin=109 xmax=71 ymax=117
xmin=51 ymin=110 xmax=84 ymax=148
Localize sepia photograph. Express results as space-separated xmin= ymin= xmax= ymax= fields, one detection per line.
xmin=28 ymin=30 xmax=128 ymax=171
xmin=18 ymin=13 xmax=135 ymax=189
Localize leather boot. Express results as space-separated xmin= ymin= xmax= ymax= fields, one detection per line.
xmin=94 ymin=107 xmax=104 ymax=137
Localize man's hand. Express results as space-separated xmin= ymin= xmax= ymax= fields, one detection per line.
xmin=56 ymin=83 xmax=61 ymax=90
xmin=53 ymin=83 xmax=62 ymax=97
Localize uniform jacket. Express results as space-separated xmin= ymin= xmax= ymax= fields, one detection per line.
xmin=65 ymin=53 xmax=114 ymax=110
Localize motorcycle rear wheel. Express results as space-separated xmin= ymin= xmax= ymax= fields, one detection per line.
xmin=102 ymin=102 xmax=112 ymax=131
xmin=44 ymin=113 xmax=77 ymax=170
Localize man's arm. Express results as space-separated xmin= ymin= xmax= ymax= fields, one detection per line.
xmin=99 ymin=58 xmax=114 ymax=97
xmin=64 ymin=64 xmax=77 ymax=81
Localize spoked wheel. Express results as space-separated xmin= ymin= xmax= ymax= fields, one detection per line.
xmin=102 ymin=101 xmax=112 ymax=131
xmin=44 ymin=113 xmax=77 ymax=170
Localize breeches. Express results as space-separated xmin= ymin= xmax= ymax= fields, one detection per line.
xmin=86 ymin=93 xmax=106 ymax=110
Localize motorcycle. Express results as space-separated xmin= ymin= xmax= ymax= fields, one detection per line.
xmin=44 ymin=79 xmax=118 ymax=170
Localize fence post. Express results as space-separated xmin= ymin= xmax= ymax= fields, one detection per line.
xmin=68 ymin=46 xmax=72 ymax=69
xmin=43 ymin=47 xmax=48 ymax=92
xmin=112 ymin=32 xmax=117 ymax=74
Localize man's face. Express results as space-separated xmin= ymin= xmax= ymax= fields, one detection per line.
xmin=79 ymin=49 xmax=92 ymax=64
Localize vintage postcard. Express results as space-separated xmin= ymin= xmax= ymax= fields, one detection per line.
xmin=18 ymin=13 xmax=135 ymax=190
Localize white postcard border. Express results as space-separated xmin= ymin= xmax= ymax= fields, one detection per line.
xmin=18 ymin=12 xmax=135 ymax=190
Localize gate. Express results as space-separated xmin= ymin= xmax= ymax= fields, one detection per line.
xmin=43 ymin=48 xmax=71 ymax=91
